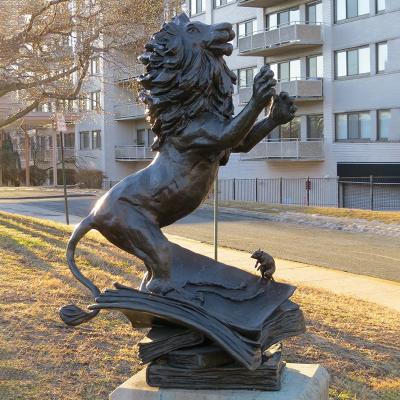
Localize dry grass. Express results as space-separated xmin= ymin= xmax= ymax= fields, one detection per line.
xmin=0 ymin=211 xmax=399 ymax=399
xmin=208 ymin=200 xmax=400 ymax=225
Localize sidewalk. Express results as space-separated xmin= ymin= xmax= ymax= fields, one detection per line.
xmin=2 ymin=206 xmax=399 ymax=312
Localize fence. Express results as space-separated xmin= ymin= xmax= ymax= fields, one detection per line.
xmin=339 ymin=176 xmax=400 ymax=211
xmin=213 ymin=177 xmax=339 ymax=207
xmin=103 ymin=176 xmax=400 ymax=210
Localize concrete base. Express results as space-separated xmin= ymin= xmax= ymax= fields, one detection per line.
xmin=109 ymin=364 xmax=330 ymax=400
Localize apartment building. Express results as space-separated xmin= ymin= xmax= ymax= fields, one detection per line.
xmin=186 ymin=0 xmax=400 ymax=182
xmin=75 ymin=0 xmax=400 ymax=190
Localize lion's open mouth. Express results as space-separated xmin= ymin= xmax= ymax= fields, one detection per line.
xmin=207 ymin=23 xmax=235 ymax=56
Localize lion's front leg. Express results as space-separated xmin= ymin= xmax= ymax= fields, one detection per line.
xmin=217 ymin=65 xmax=276 ymax=149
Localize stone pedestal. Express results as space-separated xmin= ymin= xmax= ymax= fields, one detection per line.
xmin=109 ymin=363 xmax=330 ymax=400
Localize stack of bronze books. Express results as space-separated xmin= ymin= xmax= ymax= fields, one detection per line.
xmin=91 ymin=243 xmax=305 ymax=390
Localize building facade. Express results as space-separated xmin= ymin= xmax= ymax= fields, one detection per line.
xmin=75 ymin=0 xmax=400 ymax=190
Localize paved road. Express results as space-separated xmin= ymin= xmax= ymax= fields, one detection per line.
xmin=1 ymin=197 xmax=399 ymax=282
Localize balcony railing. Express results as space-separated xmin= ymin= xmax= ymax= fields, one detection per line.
xmin=113 ymin=103 xmax=146 ymax=120
xmin=241 ymin=139 xmax=324 ymax=161
xmin=115 ymin=145 xmax=154 ymax=161
xmin=238 ymin=0 xmax=285 ymax=6
xmin=238 ymin=22 xmax=323 ymax=56
xmin=114 ymin=64 xmax=145 ymax=83
xmin=238 ymin=78 xmax=323 ymax=104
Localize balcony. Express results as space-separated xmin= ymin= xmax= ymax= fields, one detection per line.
xmin=241 ymin=139 xmax=324 ymax=161
xmin=115 ymin=145 xmax=154 ymax=161
xmin=114 ymin=64 xmax=145 ymax=83
xmin=238 ymin=0 xmax=285 ymax=7
xmin=238 ymin=78 xmax=323 ymax=104
xmin=238 ymin=23 xmax=322 ymax=57
xmin=113 ymin=103 xmax=146 ymax=120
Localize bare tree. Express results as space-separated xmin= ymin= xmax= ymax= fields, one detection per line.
xmin=0 ymin=0 xmax=177 ymax=129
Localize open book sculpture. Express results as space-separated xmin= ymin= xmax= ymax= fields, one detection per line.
xmin=60 ymin=13 xmax=304 ymax=390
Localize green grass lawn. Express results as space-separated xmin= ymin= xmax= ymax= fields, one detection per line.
xmin=0 ymin=211 xmax=399 ymax=399
xmin=207 ymin=200 xmax=400 ymax=225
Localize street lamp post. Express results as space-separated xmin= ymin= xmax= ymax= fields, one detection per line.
xmin=56 ymin=113 xmax=69 ymax=225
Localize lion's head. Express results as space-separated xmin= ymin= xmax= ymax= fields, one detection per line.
xmin=137 ymin=13 xmax=237 ymax=150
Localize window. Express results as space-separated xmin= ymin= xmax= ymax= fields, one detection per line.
xmin=90 ymin=91 xmax=101 ymax=110
xmin=215 ymin=0 xmax=235 ymax=7
xmin=190 ymin=0 xmax=205 ymax=16
xmin=307 ymin=1 xmax=323 ymax=24
xmin=64 ymin=133 xmax=75 ymax=148
xmin=238 ymin=66 xmax=257 ymax=88
xmin=377 ymin=42 xmax=388 ymax=73
xmin=137 ymin=129 xmax=146 ymax=146
xmin=269 ymin=117 xmax=301 ymax=141
xmin=335 ymin=46 xmax=370 ymax=77
xmin=270 ymin=59 xmax=301 ymax=82
xmin=238 ymin=19 xmax=257 ymax=38
xmin=148 ymin=130 xmax=155 ymax=146
xmin=335 ymin=112 xmax=372 ymax=141
xmin=376 ymin=0 xmax=385 ymax=12
xmin=91 ymin=57 xmax=100 ymax=75
xmin=336 ymin=0 xmax=369 ymax=22
xmin=92 ymin=130 xmax=101 ymax=149
xmin=307 ymin=115 xmax=324 ymax=139
xmin=79 ymin=131 xmax=90 ymax=149
xmin=307 ymin=55 xmax=323 ymax=78
xmin=267 ymin=8 xmax=300 ymax=30
xmin=378 ymin=110 xmax=391 ymax=140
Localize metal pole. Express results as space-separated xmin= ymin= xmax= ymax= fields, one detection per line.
xmin=60 ymin=132 xmax=70 ymax=225
xmin=213 ymin=177 xmax=218 ymax=261
xmin=370 ymin=175 xmax=374 ymax=211
xmin=306 ymin=176 xmax=310 ymax=206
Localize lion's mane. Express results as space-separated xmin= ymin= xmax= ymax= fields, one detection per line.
xmin=137 ymin=13 xmax=237 ymax=151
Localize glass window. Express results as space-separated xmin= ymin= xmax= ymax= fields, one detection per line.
xmin=290 ymin=59 xmax=301 ymax=80
xmin=137 ymin=129 xmax=146 ymax=146
xmin=238 ymin=19 xmax=256 ymax=38
xmin=336 ymin=0 xmax=347 ymax=20
xmin=238 ymin=66 xmax=257 ymax=88
xmin=267 ymin=7 xmax=299 ymax=30
xmin=358 ymin=0 xmax=369 ymax=15
xmin=91 ymin=57 xmax=100 ymax=75
xmin=307 ymin=55 xmax=323 ymax=78
xmin=377 ymin=42 xmax=388 ymax=72
xmin=336 ymin=0 xmax=369 ymax=21
xmin=359 ymin=112 xmax=371 ymax=139
xmin=190 ymin=0 xmax=204 ymax=15
xmin=273 ymin=59 xmax=300 ymax=81
xmin=92 ymin=130 xmax=101 ymax=149
xmin=307 ymin=2 xmax=323 ymax=24
xmin=336 ymin=112 xmax=371 ymax=140
xmin=279 ymin=62 xmax=290 ymax=82
xmin=347 ymin=0 xmax=358 ymax=18
xmin=378 ymin=110 xmax=391 ymax=140
xmin=347 ymin=49 xmax=359 ymax=76
xmin=64 ymin=133 xmax=75 ymax=148
xmin=79 ymin=131 xmax=90 ymax=150
xmin=90 ymin=91 xmax=101 ymax=110
xmin=358 ymin=47 xmax=370 ymax=74
xmin=281 ymin=117 xmax=300 ymax=140
xmin=336 ymin=51 xmax=347 ymax=77
xmin=336 ymin=47 xmax=370 ymax=77
xmin=215 ymin=0 xmax=235 ymax=7
xmin=307 ymin=115 xmax=324 ymax=139
xmin=377 ymin=0 xmax=386 ymax=12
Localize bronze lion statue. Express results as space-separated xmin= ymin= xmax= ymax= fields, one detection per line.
xmin=60 ymin=13 xmax=296 ymax=326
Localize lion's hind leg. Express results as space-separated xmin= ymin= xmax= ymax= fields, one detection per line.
xmin=101 ymin=206 xmax=172 ymax=294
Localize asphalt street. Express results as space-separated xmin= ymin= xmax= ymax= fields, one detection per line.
xmin=1 ymin=197 xmax=399 ymax=282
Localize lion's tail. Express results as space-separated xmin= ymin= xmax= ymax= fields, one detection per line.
xmin=59 ymin=216 xmax=101 ymax=326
